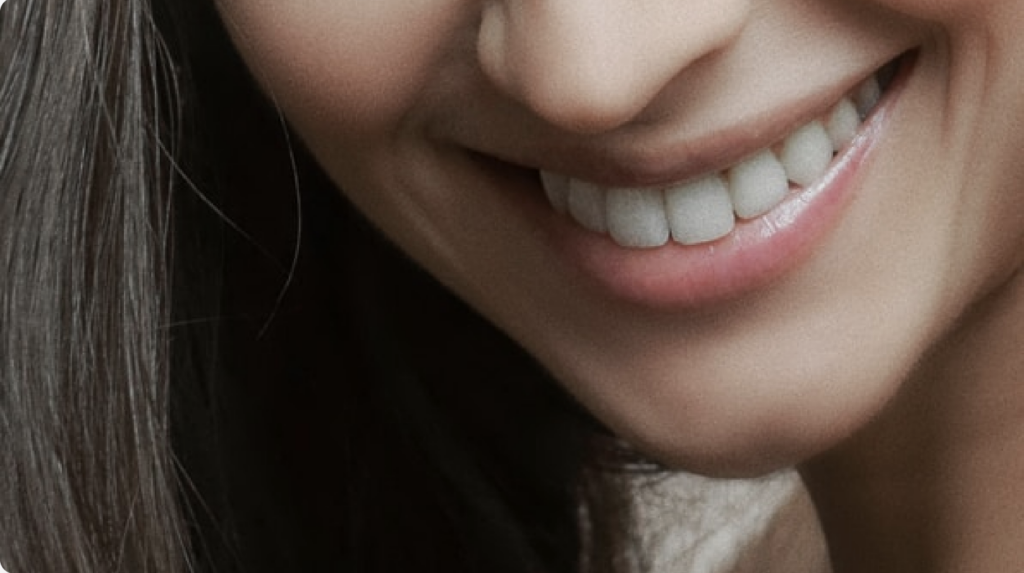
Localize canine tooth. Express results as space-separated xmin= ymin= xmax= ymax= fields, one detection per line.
xmin=540 ymin=171 xmax=570 ymax=214
xmin=728 ymin=150 xmax=789 ymax=219
xmin=854 ymin=75 xmax=881 ymax=119
xmin=826 ymin=98 xmax=860 ymax=151
xmin=665 ymin=175 xmax=735 ymax=245
xmin=779 ymin=121 xmax=832 ymax=187
xmin=606 ymin=188 xmax=670 ymax=248
xmin=567 ymin=179 xmax=607 ymax=233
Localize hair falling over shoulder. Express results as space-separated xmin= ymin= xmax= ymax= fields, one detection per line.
xmin=0 ymin=0 xmax=187 ymax=570
xmin=0 ymin=1 xmax=639 ymax=572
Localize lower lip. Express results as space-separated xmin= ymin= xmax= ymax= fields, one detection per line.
xmin=522 ymin=69 xmax=908 ymax=310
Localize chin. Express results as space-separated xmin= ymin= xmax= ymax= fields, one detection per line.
xmin=504 ymin=240 xmax=948 ymax=478
xmin=538 ymin=341 xmax=914 ymax=477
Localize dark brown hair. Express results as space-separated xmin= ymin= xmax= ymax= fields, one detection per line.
xmin=0 ymin=0 xmax=187 ymax=570
xmin=0 ymin=0 xmax=637 ymax=571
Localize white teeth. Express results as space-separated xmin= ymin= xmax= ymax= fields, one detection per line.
xmin=606 ymin=188 xmax=671 ymax=248
xmin=778 ymin=121 xmax=832 ymax=187
xmin=538 ymin=70 xmax=886 ymax=248
xmin=540 ymin=171 xmax=570 ymax=214
xmin=826 ymin=98 xmax=860 ymax=151
xmin=728 ymin=150 xmax=790 ymax=220
xmin=567 ymin=179 xmax=607 ymax=233
xmin=665 ymin=175 xmax=735 ymax=245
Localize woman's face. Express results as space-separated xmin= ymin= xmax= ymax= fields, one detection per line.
xmin=217 ymin=0 xmax=1024 ymax=474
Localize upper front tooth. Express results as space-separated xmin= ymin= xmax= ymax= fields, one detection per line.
xmin=665 ymin=175 xmax=735 ymax=245
xmin=779 ymin=121 xmax=833 ymax=187
xmin=606 ymin=187 xmax=670 ymax=248
xmin=544 ymin=81 xmax=877 ymax=245
xmin=540 ymin=171 xmax=570 ymax=214
xmin=728 ymin=150 xmax=789 ymax=219
xmin=568 ymin=178 xmax=608 ymax=233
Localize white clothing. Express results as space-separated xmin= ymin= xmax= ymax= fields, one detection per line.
xmin=632 ymin=470 xmax=824 ymax=573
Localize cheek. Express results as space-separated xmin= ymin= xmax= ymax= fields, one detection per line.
xmin=215 ymin=0 xmax=468 ymax=136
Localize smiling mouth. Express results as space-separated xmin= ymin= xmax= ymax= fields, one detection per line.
xmin=538 ymin=60 xmax=902 ymax=249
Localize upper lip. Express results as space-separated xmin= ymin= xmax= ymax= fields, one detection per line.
xmin=447 ymin=60 xmax=898 ymax=189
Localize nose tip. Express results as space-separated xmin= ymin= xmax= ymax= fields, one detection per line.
xmin=477 ymin=0 xmax=749 ymax=134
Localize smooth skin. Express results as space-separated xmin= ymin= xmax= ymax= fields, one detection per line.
xmin=216 ymin=0 xmax=1024 ymax=570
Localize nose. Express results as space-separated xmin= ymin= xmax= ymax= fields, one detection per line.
xmin=477 ymin=0 xmax=750 ymax=133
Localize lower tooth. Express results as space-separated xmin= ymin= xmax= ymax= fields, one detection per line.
xmin=779 ymin=121 xmax=832 ymax=187
xmin=728 ymin=150 xmax=789 ymax=219
xmin=568 ymin=179 xmax=608 ymax=233
xmin=665 ymin=175 xmax=735 ymax=245
xmin=606 ymin=188 xmax=670 ymax=248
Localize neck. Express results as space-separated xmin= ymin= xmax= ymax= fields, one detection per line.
xmin=800 ymin=272 xmax=1024 ymax=573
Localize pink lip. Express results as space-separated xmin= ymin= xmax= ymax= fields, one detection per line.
xmin=525 ymin=59 xmax=911 ymax=309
